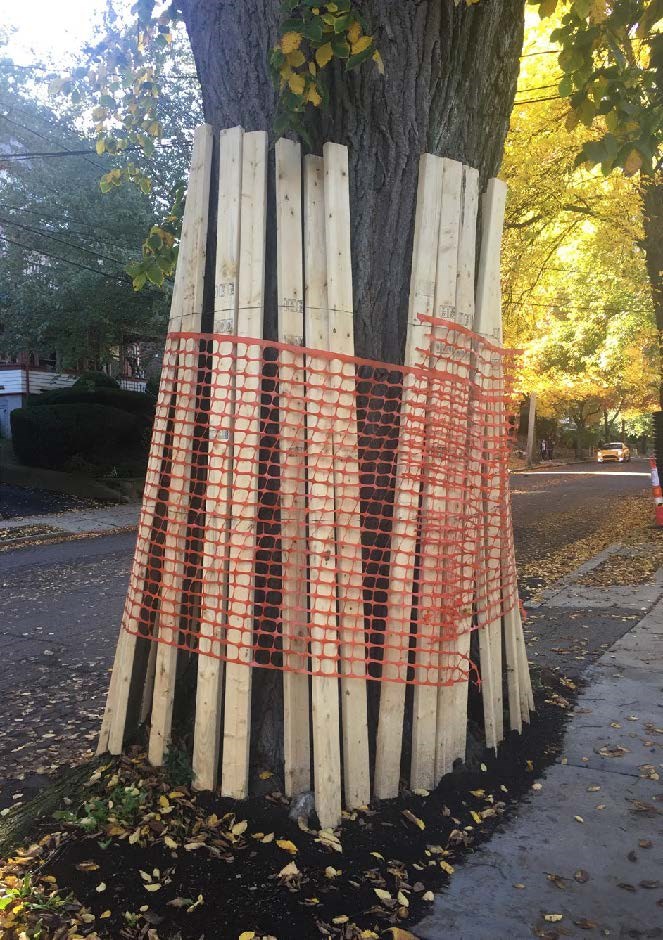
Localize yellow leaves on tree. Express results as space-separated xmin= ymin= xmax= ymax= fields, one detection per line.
xmin=315 ymin=42 xmax=333 ymax=68
xmin=280 ymin=31 xmax=303 ymax=54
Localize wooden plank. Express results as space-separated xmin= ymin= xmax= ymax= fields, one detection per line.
xmin=474 ymin=178 xmax=508 ymax=750
xmin=100 ymin=126 xmax=214 ymax=756
xmin=304 ymin=154 xmax=342 ymax=829
xmin=408 ymin=155 xmax=449 ymax=792
xmin=220 ymin=130 xmax=268 ymax=799
xmin=192 ymin=125 xmax=244 ymax=791
xmin=147 ymin=123 xmax=214 ymax=766
xmin=273 ymin=138 xmax=312 ymax=799
xmin=374 ymin=153 xmax=443 ymax=801
xmin=323 ymin=142 xmax=371 ymax=811
xmin=435 ymin=165 xmax=481 ymax=779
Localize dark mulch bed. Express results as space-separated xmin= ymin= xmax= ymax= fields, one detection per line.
xmin=0 ymin=667 xmax=579 ymax=939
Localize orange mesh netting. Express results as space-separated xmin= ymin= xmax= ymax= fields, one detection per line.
xmin=122 ymin=317 xmax=519 ymax=687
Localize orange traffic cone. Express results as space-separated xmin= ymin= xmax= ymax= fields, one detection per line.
xmin=650 ymin=457 xmax=663 ymax=526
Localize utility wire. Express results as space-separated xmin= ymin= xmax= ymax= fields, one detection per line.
xmin=0 ymin=202 xmax=142 ymax=253
xmin=0 ymin=216 xmax=129 ymax=268
xmin=0 ymin=233 xmax=126 ymax=281
xmin=0 ymin=111 xmax=107 ymax=173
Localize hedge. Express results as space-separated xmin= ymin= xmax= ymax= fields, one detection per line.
xmin=11 ymin=403 xmax=150 ymax=474
xmin=26 ymin=386 xmax=155 ymax=417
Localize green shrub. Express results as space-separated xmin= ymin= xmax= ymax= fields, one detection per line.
xmin=73 ymin=370 xmax=119 ymax=390
xmin=11 ymin=403 xmax=149 ymax=474
xmin=27 ymin=386 xmax=155 ymax=417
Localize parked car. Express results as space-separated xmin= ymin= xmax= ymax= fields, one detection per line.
xmin=597 ymin=442 xmax=631 ymax=463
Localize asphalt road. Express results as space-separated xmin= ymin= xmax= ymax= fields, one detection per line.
xmin=0 ymin=460 xmax=652 ymax=808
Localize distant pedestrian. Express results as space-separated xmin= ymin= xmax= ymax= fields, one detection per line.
xmin=540 ymin=438 xmax=548 ymax=461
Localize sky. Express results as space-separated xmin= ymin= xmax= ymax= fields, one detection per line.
xmin=2 ymin=0 xmax=108 ymax=67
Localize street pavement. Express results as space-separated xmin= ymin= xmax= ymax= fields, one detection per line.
xmin=0 ymin=462 xmax=653 ymax=814
xmin=416 ymin=569 xmax=663 ymax=940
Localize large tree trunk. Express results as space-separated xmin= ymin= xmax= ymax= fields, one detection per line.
xmin=177 ymin=0 xmax=525 ymax=780
xmin=181 ymin=0 xmax=524 ymax=362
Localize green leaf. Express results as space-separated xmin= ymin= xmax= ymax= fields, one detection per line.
xmin=331 ymin=35 xmax=350 ymax=57
xmin=301 ymin=20 xmax=324 ymax=41
xmin=346 ymin=45 xmax=373 ymax=70
xmin=333 ymin=12 xmax=353 ymax=32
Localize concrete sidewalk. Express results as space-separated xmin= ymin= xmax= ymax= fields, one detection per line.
xmin=415 ymin=595 xmax=663 ymax=938
xmin=0 ymin=504 xmax=140 ymax=537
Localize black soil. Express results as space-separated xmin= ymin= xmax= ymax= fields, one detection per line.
xmin=8 ymin=667 xmax=580 ymax=940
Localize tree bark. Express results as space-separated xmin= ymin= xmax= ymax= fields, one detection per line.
xmin=181 ymin=0 xmax=525 ymax=362
xmin=641 ymin=176 xmax=663 ymax=407
xmin=177 ymin=0 xmax=526 ymax=781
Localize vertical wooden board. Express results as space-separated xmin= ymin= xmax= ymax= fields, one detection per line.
xmin=148 ymin=124 xmax=214 ymax=766
xmin=374 ymin=153 xmax=443 ymax=801
xmin=323 ymin=141 xmax=371 ymax=810
xmin=101 ymin=127 xmax=214 ymax=755
xmin=221 ymin=130 xmax=268 ymax=799
xmin=304 ymin=154 xmax=342 ymax=829
xmin=273 ymin=138 xmax=311 ymax=799
xmin=435 ymin=165 xmax=480 ymax=779
xmin=474 ymin=178 xmax=508 ymax=750
xmin=192 ymin=126 xmax=244 ymax=791
xmin=409 ymin=157 xmax=451 ymax=792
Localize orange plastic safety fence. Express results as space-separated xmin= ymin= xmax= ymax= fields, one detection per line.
xmin=121 ymin=317 xmax=519 ymax=687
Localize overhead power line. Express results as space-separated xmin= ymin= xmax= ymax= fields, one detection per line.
xmin=0 ymin=216 xmax=128 ymax=268
xmin=0 ymin=233 xmax=127 ymax=282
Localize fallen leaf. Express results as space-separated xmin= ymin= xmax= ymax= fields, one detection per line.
xmin=261 ymin=832 xmax=274 ymax=844
xmin=277 ymin=861 xmax=300 ymax=880
xmin=144 ymin=883 xmax=161 ymax=892
xmin=574 ymin=870 xmax=590 ymax=884
xmin=238 ymin=933 xmax=256 ymax=940
xmin=276 ymin=839 xmax=298 ymax=855
xmin=574 ymin=816 xmax=584 ymax=824
xmin=259 ymin=771 xmax=274 ymax=780
xmin=232 ymin=820 xmax=248 ymax=836
xmin=96 ymin=882 xmax=106 ymax=893
xmin=333 ymin=915 xmax=349 ymax=924
xmin=638 ymin=839 xmax=653 ymax=849
xmin=374 ymin=887 xmax=392 ymax=902
xmin=439 ymin=860 xmax=454 ymax=875
xmin=617 ymin=882 xmax=636 ymax=892
xmin=544 ymin=914 xmax=563 ymax=922
xmin=423 ymin=890 xmax=434 ymax=901
xmin=403 ymin=809 xmax=426 ymax=831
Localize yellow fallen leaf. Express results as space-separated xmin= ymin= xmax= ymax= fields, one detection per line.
xmin=324 ymin=866 xmax=339 ymax=878
xmin=144 ymin=883 xmax=161 ymax=892
xmin=374 ymin=887 xmax=392 ymax=902
xmin=397 ymin=890 xmax=409 ymax=907
xmin=100 ymin=910 xmax=111 ymax=919
xmin=402 ymin=809 xmax=425 ymax=830
xmin=168 ymin=791 xmax=184 ymax=799
xmin=278 ymin=861 xmax=300 ymax=879
xmin=370 ymin=851 xmax=384 ymax=860
xmin=544 ymin=914 xmax=563 ymax=922
xmin=261 ymin=832 xmax=274 ymax=844
xmin=159 ymin=795 xmax=171 ymax=810
xmin=139 ymin=870 xmax=151 ymax=882
xmin=440 ymin=860 xmax=455 ymax=875
xmin=423 ymin=890 xmax=434 ymax=901
xmin=239 ymin=933 xmax=256 ymax=940
xmin=232 ymin=820 xmax=248 ymax=836
xmin=164 ymin=836 xmax=178 ymax=850
xmin=470 ymin=789 xmax=485 ymax=798
xmin=276 ymin=838 xmax=298 ymax=855
xmin=96 ymin=882 xmax=107 ymax=893
xmin=333 ymin=915 xmax=349 ymax=924
xmin=76 ymin=861 xmax=100 ymax=872
xmin=574 ymin=815 xmax=584 ymax=824
xmin=258 ymin=771 xmax=273 ymax=780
